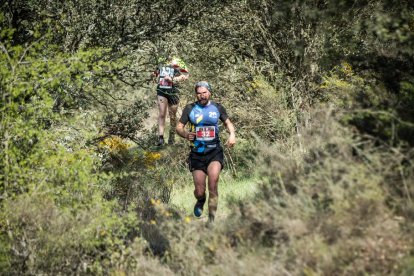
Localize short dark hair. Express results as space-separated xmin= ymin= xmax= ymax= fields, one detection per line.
xmin=195 ymin=81 xmax=212 ymax=92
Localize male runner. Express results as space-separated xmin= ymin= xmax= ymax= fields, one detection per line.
xmin=176 ymin=81 xmax=236 ymax=223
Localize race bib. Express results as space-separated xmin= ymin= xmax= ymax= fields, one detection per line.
xmin=195 ymin=126 xmax=215 ymax=141
xmin=159 ymin=77 xmax=172 ymax=88
xmin=158 ymin=66 xmax=174 ymax=89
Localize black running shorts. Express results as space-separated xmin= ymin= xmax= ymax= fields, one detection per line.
xmin=188 ymin=147 xmax=224 ymax=174
xmin=157 ymin=89 xmax=179 ymax=105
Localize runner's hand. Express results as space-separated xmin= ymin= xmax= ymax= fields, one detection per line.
xmin=225 ymin=134 xmax=236 ymax=148
xmin=187 ymin=132 xmax=196 ymax=141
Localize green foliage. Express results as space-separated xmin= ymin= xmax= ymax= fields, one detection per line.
xmin=225 ymin=109 xmax=413 ymax=274
xmin=1 ymin=0 xmax=414 ymax=274
xmin=1 ymin=23 xmax=112 ymax=200
xmin=0 ymin=194 xmax=138 ymax=274
xmin=101 ymin=99 xmax=151 ymax=143
xmin=0 ymin=16 xmax=146 ymax=274
xmin=320 ymin=61 xmax=414 ymax=146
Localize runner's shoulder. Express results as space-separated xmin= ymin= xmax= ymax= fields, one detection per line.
xmin=182 ymin=102 xmax=196 ymax=112
xmin=186 ymin=102 xmax=197 ymax=108
xmin=210 ymin=101 xmax=226 ymax=109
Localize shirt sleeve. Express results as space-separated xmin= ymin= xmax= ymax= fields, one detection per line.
xmin=217 ymin=103 xmax=229 ymax=122
xmin=179 ymin=104 xmax=192 ymax=124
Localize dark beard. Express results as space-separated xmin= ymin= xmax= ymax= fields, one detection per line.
xmin=198 ymin=99 xmax=209 ymax=106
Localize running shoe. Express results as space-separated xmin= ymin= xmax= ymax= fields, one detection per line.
xmin=193 ymin=197 xmax=206 ymax=217
xmin=156 ymin=137 xmax=164 ymax=146
xmin=167 ymin=135 xmax=175 ymax=145
xmin=208 ymin=214 xmax=215 ymax=223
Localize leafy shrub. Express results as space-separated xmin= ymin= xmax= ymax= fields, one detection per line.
xmin=227 ymin=107 xmax=413 ymax=275
xmin=0 ymin=194 xmax=139 ymax=275
xmin=320 ymin=61 xmax=414 ymax=146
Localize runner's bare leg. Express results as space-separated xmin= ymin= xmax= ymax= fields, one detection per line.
xmin=192 ymin=170 xmax=207 ymax=199
xmin=207 ymin=161 xmax=221 ymax=218
xmin=157 ymin=95 xmax=168 ymax=136
xmin=168 ymin=103 xmax=178 ymax=141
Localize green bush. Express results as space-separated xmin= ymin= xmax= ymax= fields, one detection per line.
xmin=0 ymin=193 xmax=139 ymax=274
xmin=228 ymin=107 xmax=413 ymax=275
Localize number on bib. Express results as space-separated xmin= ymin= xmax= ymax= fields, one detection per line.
xmin=195 ymin=126 xmax=215 ymax=141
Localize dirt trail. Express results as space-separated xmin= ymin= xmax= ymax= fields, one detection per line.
xmin=143 ymin=104 xmax=159 ymax=131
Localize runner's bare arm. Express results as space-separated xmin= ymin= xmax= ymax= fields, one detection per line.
xmin=223 ymin=118 xmax=236 ymax=147
xmin=174 ymin=74 xmax=189 ymax=82
xmin=176 ymin=122 xmax=195 ymax=141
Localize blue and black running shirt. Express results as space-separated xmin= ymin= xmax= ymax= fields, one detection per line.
xmin=179 ymin=101 xmax=229 ymax=154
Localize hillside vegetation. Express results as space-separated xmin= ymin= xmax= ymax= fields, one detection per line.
xmin=1 ymin=0 xmax=414 ymax=275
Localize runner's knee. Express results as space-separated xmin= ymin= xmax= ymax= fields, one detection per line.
xmin=194 ymin=189 xmax=206 ymax=199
